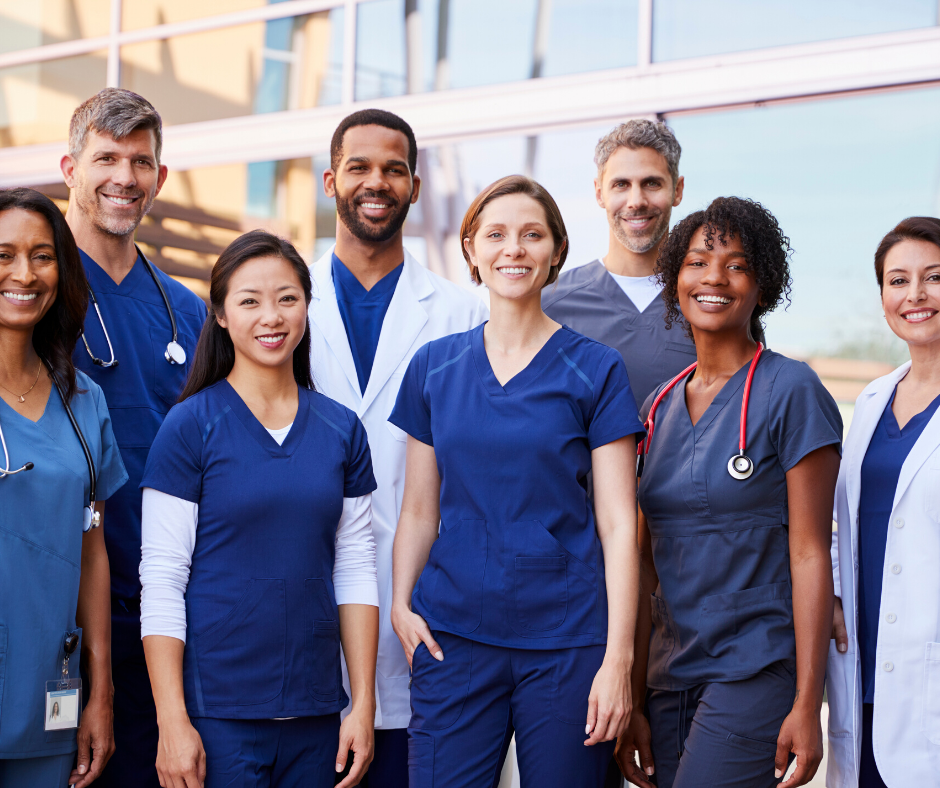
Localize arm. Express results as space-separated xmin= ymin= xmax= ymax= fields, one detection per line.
xmin=71 ymin=500 xmax=114 ymax=788
xmin=614 ymin=504 xmax=658 ymax=786
xmin=585 ymin=435 xmax=639 ymax=746
xmin=774 ymin=444 xmax=840 ymax=788
xmin=390 ymin=436 xmax=444 ymax=666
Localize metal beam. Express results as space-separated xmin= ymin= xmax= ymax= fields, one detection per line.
xmin=4 ymin=26 xmax=940 ymax=187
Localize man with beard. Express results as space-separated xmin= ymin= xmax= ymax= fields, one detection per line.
xmin=308 ymin=109 xmax=487 ymax=787
xmin=543 ymin=120 xmax=695 ymax=410
xmin=61 ymin=88 xmax=206 ymax=788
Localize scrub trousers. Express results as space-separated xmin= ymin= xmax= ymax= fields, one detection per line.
xmin=646 ymin=660 xmax=796 ymax=788
xmin=193 ymin=714 xmax=340 ymax=788
xmin=407 ymin=632 xmax=614 ymax=788
xmin=0 ymin=753 xmax=74 ymax=788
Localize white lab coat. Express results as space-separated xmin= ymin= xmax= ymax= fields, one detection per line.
xmin=827 ymin=361 xmax=940 ymax=787
xmin=308 ymin=246 xmax=488 ymax=729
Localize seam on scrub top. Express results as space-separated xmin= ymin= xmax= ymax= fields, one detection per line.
xmin=0 ymin=524 xmax=78 ymax=568
xmin=309 ymin=402 xmax=349 ymax=439
xmin=202 ymin=405 xmax=232 ymax=443
xmin=427 ymin=344 xmax=471 ymax=378
xmin=557 ymin=348 xmax=594 ymax=392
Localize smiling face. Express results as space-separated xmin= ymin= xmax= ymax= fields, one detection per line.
xmin=325 ymin=124 xmax=419 ymax=245
xmin=0 ymin=208 xmax=59 ymax=335
xmin=596 ymin=145 xmax=684 ymax=255
xmin=463 ymin=192 xmax=563 ymax=302
xmin=216 ymin=256 xmax=308 ymax=373
xmin=62 ymin=128 xmax=167 ymax=237
xmin=677 ymin=226 xmax=761 ymax=339
xmin=881 ymin=239 xmax=940 ymax=348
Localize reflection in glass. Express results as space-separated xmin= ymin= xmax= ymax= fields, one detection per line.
xmin=122 ymin=0 xmax=268 ymax=32
xmin=0 ymin=52 xmax=107 ymax=148
xmin=653 ymin=0 xmax=938 ymax=62
xmin=0 ymin=0 xmax=111 ymax=55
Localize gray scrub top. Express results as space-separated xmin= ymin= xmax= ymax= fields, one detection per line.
xmin=0 ymin=371 xmax=127 ymax=757
xmin=542 ymin=260 xmax=697 ymax=410
xmin=637 ymin=351 xmax=842 ymax=691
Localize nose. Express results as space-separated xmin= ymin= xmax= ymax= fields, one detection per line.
xmin=363 ymin=166 xmax=390 ymax=193
xmin=906 ymin=277 xmax=927 ymax=303
xmin=110 ymin=157 xmax=137 ymax=188
xmin=9 ymin=253 xmax=37 ymax=286
xmin=700 ymin=261 xmax=728 ymax=286
xmin=504 ymin=235 xmax=525 ymax=259
xmin=259 ymin=299 xmax=284 ymax=327
xmin=625 ymin=182 xmax=649 ymax=212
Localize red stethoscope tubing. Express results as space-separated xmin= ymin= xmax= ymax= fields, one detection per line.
xmin=638 ymin=342 xmax=764 ymax=472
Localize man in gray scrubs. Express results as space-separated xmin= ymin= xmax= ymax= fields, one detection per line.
xmin=543 ymin=120 xmax=695 ymax=410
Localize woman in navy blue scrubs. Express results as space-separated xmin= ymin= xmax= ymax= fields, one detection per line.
xmin=389 ymin=176 xmax=645 ymax=787
xmin=616 ymin=197 xmax=842 ymax=788
xmin=140 ymin=231 xmax=380 ymax=788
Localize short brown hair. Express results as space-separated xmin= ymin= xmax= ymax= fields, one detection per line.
xmin=874 ymin=217 xmax=940 ymax=289
xmin=460 ymin=175 xmax=568 ymax=287
xmin=69 ymin=88 xmax=163 ymax=162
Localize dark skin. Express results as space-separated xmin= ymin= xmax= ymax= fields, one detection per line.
xmin=615 ymin=228 xmax=839 ymax=788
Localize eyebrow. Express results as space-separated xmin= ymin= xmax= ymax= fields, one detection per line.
xmin=886 ymin=263 xmax=940 ymax=275
xmin=233 ymin=285 xmax=300 ymax=294
xmin=686 ymin=247 xmax=746 ymax=257
xmin=345 ymin=156 xmax=408 ymax=169
xmin=93 ymin=149 xmax=155 ymax=162
xmin=0 ymin=241 xmax=55 ymax=249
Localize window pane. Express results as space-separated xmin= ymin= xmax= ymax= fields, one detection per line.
xmin=120 ymin=10 xmax=343 ymax=126
xmin=0 ymin=52 xmax=107 ymax=147
xmin=653 ymin=0 xmax=938 ymax=62
xmin=0 ymin=0 xmax=111 ymax=55
xmin=122 ymin=0 xmax=268 ymax=31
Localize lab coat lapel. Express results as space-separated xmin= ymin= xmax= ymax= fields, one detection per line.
xmin=893 ymin=366 xmax=940 ymax=509
xmin=360 ymin=251 xmax=431 ymax=414
xmin=309 ymin=247 xmax=361 ymax=402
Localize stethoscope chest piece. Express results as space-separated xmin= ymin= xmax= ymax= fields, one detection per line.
xmin=164 ymin=341 xmax=186 ymax=366
xmin=727 ymin=454 xmax=754 ymax=480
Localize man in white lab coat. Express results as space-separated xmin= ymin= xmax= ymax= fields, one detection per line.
xmin=308 ymin=109 xmax=488 ymax=787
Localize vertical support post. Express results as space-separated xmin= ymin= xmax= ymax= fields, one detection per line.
xmin=404 ymin=0 xmax=423 ymax=94
xmin=638 ymin=0 xmax=653 ymax=70
xmin=524 ymin=0 xmax=552 ymax=178
xmin=341 ymin=0 xmax=357 ymax=104
xmin=106 ymin=0 xmax=122 ymax=87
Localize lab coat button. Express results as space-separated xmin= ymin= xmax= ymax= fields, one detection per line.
xmin=894 ymin=517 xmax=904 ymax=528
xmin=886 ymin=613 xmax=897 ymax=624
xmin=883 ymin=661 xmax=894 ymax=672
xmin=890 ymin=564 xmax=901 ymax=575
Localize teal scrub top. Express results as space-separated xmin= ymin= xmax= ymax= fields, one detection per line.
xmin=0 ymin=370 xmax=127 ymax=758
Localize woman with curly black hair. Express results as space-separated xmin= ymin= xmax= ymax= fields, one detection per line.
xmin=614 ymin=197 xmax=842 ymax=788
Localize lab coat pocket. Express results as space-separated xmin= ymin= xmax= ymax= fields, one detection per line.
xmin=923 ymin=642 xmax=940 ymax=745
xmin=194 ymin=579 xmax=286 ymax=706
xmin=415 ymin=520 xmax=486 ymax=634
xmin=306 ymin=579 xmax=341 ymax=700
xmin=515 ymin=557 xmax=567 ymax=632
xmin=825 ymin=640 xmax=855 ymax=739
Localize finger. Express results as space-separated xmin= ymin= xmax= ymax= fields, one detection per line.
xmin=586 ymin=706 xmax=611 ymax=745
xmin=71 ymin=730 xmax=91 ymax=784
xmin=584 ymin=696 xmax=598 ymax=740
xmin=773 ymin=737 xmax=791 ymax=781
xmin=623 ymin=763 xmax=655 ymax=788
xmin=834 ymin=620 xmax=849 ymax=654
xmin=418 ymin=626 xmax=443 ymax=662
xmin=335 ymin=734 xmax=350 ymax=773
xmin=638 ymin=735 xmax=656 ymax=779
xmin=335 ymin=753 xmax=365 ymax=788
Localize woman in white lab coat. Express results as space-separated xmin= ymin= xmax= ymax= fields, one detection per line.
xmin=827 ymin=216 xmax=940 ymax=788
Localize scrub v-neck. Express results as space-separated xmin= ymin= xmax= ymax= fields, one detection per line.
xmin=218 ymin=379 xmax=309 ymax=457
xmin=681 ymin=357 xmax=751 ymax=435
xmin=599 ymin=265 xmax=661 ymax=316
xmin=81 ymin=248 xmax=147 ymax=296
xmin=471 ymin=323 xmax=566 ymax=397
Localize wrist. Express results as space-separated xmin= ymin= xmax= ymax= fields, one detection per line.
xmin=792 ymin=689 xmax=823 ymax=714
xmin=155 ymin=702 xmax=192 ymax=728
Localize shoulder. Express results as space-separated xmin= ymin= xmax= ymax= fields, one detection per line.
xmin=154 ymin=267 xmax=207 ymax=319
xmin=763 ymin=351 xmax=824 ymax=390
xmin=559 ymin=326 xmax=621 ymax=367
xmin=542 ymin=260 xmax=603 ymax=308
xmin=858 ymin=363 xmax=909 ymax=402
xmin=72 ymin=370 xmax=107 ymax=415
xmin=305 ymin=388 xmax=355 ymax=426
xmin=164 ymin=383 xmax=221 ymax=433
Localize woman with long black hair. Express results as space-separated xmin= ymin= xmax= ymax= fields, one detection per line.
xmin=140 ymin=230 xmax=379 ymax=788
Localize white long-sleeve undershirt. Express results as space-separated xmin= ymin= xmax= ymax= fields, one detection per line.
xmin=140 ymin=423 xmax=378 ymax=642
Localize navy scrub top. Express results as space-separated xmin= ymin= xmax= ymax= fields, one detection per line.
xmin=389 ymin=324 xmax=644 ymax=649
xmin=332 ymin=253 xmax=403 ymax=394
xmin=74 ymin=249 xmax=206 ymax=600
xmin=637 ymin=350 xmax=842 ymax=690
xmin=542 ymin=260 xmax=697 ymax=410
xmin=857 ymin=386 xmax=940 ymax=703
xmin=141 ymin=381 xmax=376 ymax=719
xmin=0 ymin=371 xmax=127 ymax=758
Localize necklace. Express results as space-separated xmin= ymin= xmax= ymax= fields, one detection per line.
xmin=0 ymin=359 xmax=43 ymax=403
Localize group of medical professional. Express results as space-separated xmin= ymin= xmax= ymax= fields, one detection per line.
xmin=0 ymin=87 xmax=937 ymax=788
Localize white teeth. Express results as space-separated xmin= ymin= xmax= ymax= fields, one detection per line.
xmin=3 ymin=292 xmax=38 ymax=301
xmin=696 ymin=295 xmax=731 ymax=305
xmin=360 ymin=202 xmax=389 ymax=209
xmin=626 ymin=218 xmax=650 ymax=224
xmin=104 ymin=196 xmax=135 ymax=205
xmin=499 ymin=267 xmax=530 ymax=275
xmin=257 ymin=335 xmax=285 ymax=345
xmin=904 ymin=311 xmax=935 ymax=321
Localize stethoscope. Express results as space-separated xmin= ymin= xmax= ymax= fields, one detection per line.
xmin=0 ymin=360 xmax=100 ymax=531
xmin=82 ymin=244 xmax=186 ymax=368
xmin=638 ymin=342 xmax=764 ymax=480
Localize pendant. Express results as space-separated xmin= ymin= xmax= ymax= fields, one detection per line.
xmin=17 ymin=395 xmax=25 ymax=403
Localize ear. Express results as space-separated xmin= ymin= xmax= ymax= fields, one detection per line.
xmin=215 ymin=308 xmax=227 ymax=330
xmin=323 ymin=169 xmax=337 ymax=199
xmin=154 ymin=164 xmax=169 ymax=198
xmin=553 ymin=238 xmax=568 ymax=268
xmin=672 ymin=175 xmax=685 ymax=207
xmin=410 ymin=173 xmax=421 ymax=204
xmin=60 ymin=154 xmax=77 ymax=188
xmin=594 ymin=177 xmax=604 ymax=209
xmin=463 ymin=235 xmax=475 ymax=265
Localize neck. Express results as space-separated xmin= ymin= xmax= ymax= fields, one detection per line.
xmin=65 ymin=204 xmax=139 ymax=284
xmin=690 ymin=327 xmax=758 ymax=384
xmin=603 ymin=233 xmax=662 ymax=278
xmin=906 ymin=340 xmax=940 ymax=387
xmin=0 ymin=327 xmax=39 ymax=381
xmin=227 ymin=356 xmax=298 ymax=404
xmin=333 ymin=222 xmax=405 ymax=291
xmin=486 ymin=290 xmax=556 ymax=352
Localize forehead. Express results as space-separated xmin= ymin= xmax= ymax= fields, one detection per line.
xmin=340 ymin=124 xmax=411 ymax=164
xmin=228 ymin=255 xmax=301 ymax=289
xmin=884 ymin=238 xmax=940 ymax=270
xmin=478 ymin=192 xmax=549 ymax=226
xmin=603 ymin=145 xmax=671 ymax=181
xmin=688 ymin=225 xmax=745 ymax=253
xmin=84 ymin=127 xmax=158 ymax=158
xmin=0 ymin=208 xmax=54 ymax=242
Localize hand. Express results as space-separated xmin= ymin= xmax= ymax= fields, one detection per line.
xmin=69 ymin=692 xmax=115 ymax=787
xmin=155 ymin=713 xmax=206 ymax=788
xmin=335 ymin=705 xmax=375 ymax=788
xmin=584 ymin=657 xmax=632 ymax=746
xmin=614 ymin=712 xmax=655 ymax=788
xmin=390 ymin=603 xmax=443 ymax=667
xmin=831 ymin=597 xmax=848 ymax=654
xmin=774 ymin=700 xmax=823 ymax=787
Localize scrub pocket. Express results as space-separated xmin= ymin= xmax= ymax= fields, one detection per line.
xmin=193 ymin=578 xmax=286 ymax=707
xmin=408 ymin=734 xmax=435 ymax=787
xmin=515 ymin=556 xmax=567 ymax=632
xmin=409 ymin=634 xmax=472 ymax=731
xmin=923 ymin=642 xmax=940 ymax=745
xmin=700 ymin=582 xmax=792 ymax=664
xmin=306 ymin=578 xmax=341 ymax=700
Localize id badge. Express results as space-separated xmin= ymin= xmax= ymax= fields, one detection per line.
xmin=44 ymin=679 xmax=82 ymax=731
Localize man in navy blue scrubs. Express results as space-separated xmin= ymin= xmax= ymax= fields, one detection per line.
xmin=543 ymin=120 xmax=695 ymax=410
xmin=60 ymin=88 xmax=206 ymax=788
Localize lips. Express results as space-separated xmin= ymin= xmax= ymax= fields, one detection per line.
xmin=2 ymin=291 xmax=39 ymax=302
xmin=256 ymin=333 xmax=287 ymax=349
xmin=101 ymin=193 xmax=142 ymax=207
xmin=695 ymin=294 xmax=731 ymax=305
xmin=497 ymin=266 xmax=531 ymax=277
xmin=901 ymin=309 xmax=937 ymax=323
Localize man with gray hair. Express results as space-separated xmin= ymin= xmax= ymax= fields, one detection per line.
xmin=543 ymin=119 xmax=695 ymax=411
xmin=61 ymin=88 xmax=206 ymax=788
